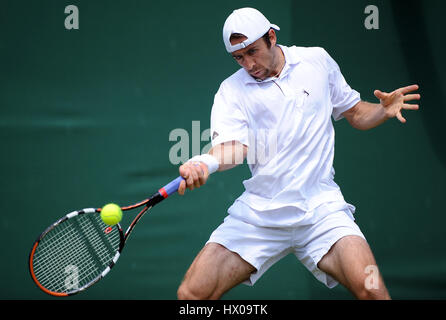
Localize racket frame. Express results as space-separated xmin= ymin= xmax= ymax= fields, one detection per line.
xmin=29 ymin=180 xmax=177 ymax=297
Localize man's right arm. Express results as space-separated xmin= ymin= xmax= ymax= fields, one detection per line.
xmin=178 ymin=140 xmax=247 ymax=195
xmin=209 ymin=140 xmax=248 ymax=172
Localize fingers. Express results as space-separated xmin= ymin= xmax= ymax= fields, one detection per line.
xmin=376 ymin=85 xmax=420 ymax=99
xmin=183 ymin=166 xmax=195 ymax=190
xmin=396 ymin=111 xmax=407 ymax=123
xmin=376 ymin=85 xmax=420 ymax=124
xmin=178 ymin=180 xmax=186 ymax=196
xmin=403 ymin=93 xmax=421 ymax=102
xmin=178 ymin=166 xmax=188 ymax=195
xmin=374 ymin=89 xmax=387 ymax=100
xmin=190 ymin=166 xmax=200 ymax=188
xmin=400 ymin=84 xmax=419 ymax=94
xmin=178 ymin=162 xmax=208 ymax=195
xmin=402 ymin=103 xmax=419 ymax=110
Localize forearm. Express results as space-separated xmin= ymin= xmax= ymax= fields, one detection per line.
xmin=209 ymin=141 xmax=248 ymax=171
xmin=345 ymin=101 xmax=389 ymax=130
xmin=178 ymin=141 xmax=247 ymax=194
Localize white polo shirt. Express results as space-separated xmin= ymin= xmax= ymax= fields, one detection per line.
xmin=210 ymin=45 xmax=361 ymax=227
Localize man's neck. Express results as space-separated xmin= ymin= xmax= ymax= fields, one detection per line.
xmin=272 ymin=46 xmax=285 ymax=78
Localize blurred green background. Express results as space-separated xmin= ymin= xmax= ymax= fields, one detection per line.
xmin=1 ymin=0 xmax=445 ymax=299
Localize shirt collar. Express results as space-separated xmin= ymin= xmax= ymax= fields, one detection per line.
xmin=242 ymin=45 xmax=301 ymax=85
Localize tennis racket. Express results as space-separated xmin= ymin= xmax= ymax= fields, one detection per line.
xmin=29 ymin=176 xmax=184 ymax=297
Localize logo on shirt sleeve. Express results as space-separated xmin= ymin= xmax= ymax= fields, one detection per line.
xmin=212 ymin=131 xmax=219 ymax=140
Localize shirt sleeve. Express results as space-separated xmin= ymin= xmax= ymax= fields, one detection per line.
xmin=210 ymin=81 xmax=250 ymax=147
xmin=323 ymin=49 xmax=361 ymax=121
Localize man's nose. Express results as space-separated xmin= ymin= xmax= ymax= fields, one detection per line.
xmin=242 ymin=56 xmax=255 ymax=71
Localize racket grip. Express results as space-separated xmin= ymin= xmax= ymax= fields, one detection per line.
xmin=159 ymin=176 xmax=185 ymax=198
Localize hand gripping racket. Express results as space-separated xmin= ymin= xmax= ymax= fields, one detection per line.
xmin=29 ymin=176 xmax=184 ymax=297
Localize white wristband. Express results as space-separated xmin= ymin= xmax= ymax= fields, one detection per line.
xmin=187 ymin=154 xmax=219 ymax=174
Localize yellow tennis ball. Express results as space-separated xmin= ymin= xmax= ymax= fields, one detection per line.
xmin=100 ymin=203 xmax=122 ymax=226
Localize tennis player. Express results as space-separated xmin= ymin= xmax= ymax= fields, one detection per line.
xmin=176 ymin=8 xmax=420 ymax=300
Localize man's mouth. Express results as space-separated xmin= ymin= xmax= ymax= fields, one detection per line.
xmin=250 ymin=69 xmax=263 ymax=78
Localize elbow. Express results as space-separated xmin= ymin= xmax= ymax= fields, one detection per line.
xmin=346 ymin=116 xmax=367 ymax=131
xmin=343 ymin=104 xmax=365 ymax=130
xmin=351 ymin=121 xmax=369 ymax=131
xmin=350 ymin=119 xmax=378 ymax=131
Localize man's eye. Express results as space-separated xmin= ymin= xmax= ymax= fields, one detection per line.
xmin=234 ymin=56 xmax=242 ymax=60
xmin=248 ymin=49 xmax=256 ymax=55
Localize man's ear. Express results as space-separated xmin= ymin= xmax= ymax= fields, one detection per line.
xmin=268 ymin=29 xmax=277 ymax=46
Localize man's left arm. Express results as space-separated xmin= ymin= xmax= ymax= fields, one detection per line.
xmin=342 ymin=84 xmax=420 ymax=130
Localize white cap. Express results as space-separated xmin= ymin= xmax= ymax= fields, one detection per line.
xmin=223 ymin=8 xmax=280 ymax=53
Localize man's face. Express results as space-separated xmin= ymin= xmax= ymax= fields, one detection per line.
xmin=230 ymin=31 xmax=277 ymax=81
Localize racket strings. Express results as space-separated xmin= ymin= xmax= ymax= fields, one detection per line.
xmin=78 ymin=215 xmax=116 ymax=265
xmin=32 ymin=213 xmax=121 ymax=293
xmin=34 ymin=228 xmax=96 ymax=291
xmin=35 ymin=224 xmax=103 ymax=290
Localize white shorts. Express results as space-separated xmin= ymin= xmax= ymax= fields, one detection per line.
xmin=207 ymin=202 xmax=366 ymax=288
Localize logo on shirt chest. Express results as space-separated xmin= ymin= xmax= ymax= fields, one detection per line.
xmin=295 ymin=88 xmax=310 ymax=109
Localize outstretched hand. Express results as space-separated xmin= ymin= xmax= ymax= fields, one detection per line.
xmin=374 ymin=84 xmax=420 ymax=123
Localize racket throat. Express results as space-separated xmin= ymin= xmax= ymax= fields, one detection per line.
xmin=123 ymin=192 xmax=164 ymax=242
xmin=150 ymin=192 xmax=166 ymax=205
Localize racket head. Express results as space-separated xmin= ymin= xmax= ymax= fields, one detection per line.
xmin=29 ymin=208 xmax=124 ymax=296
